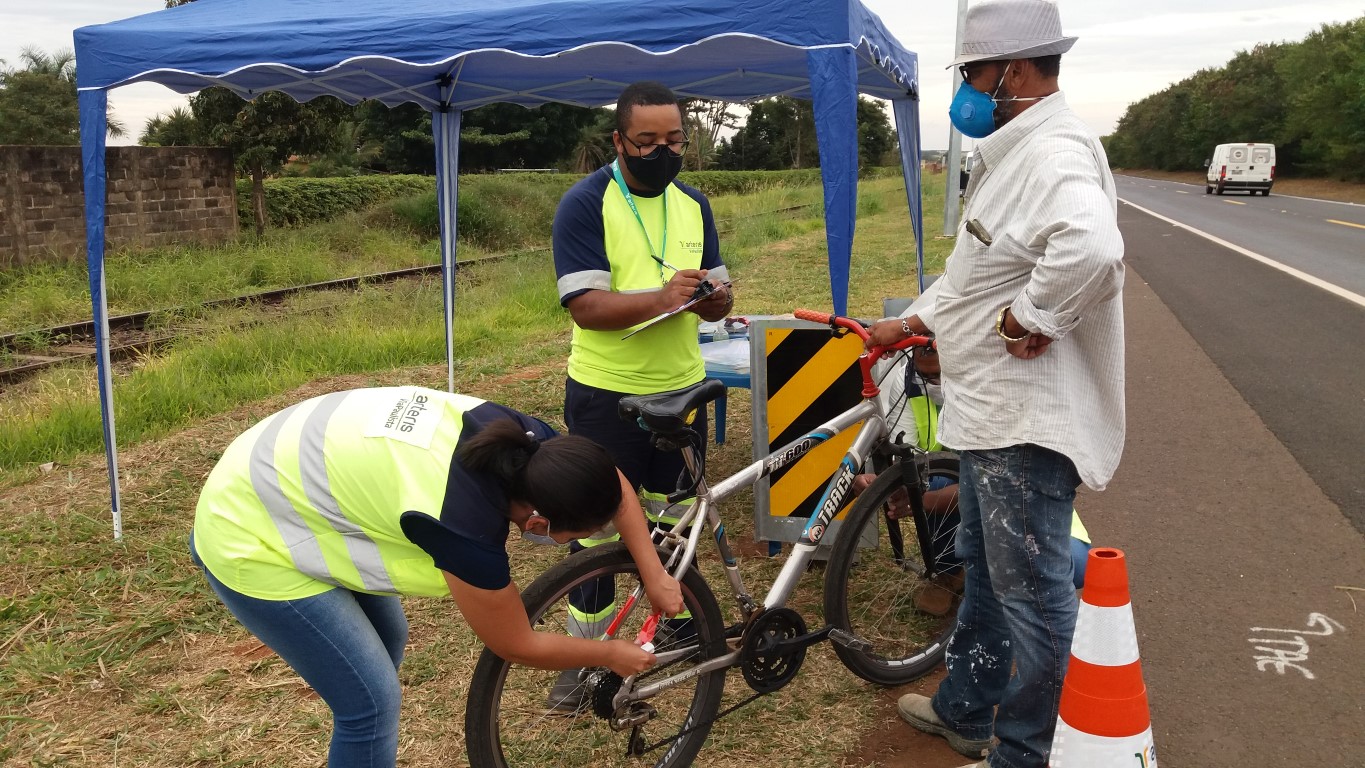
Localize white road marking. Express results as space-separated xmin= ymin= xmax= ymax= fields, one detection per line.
xmin=1119 ymin=198 xmax=1365 ymax=309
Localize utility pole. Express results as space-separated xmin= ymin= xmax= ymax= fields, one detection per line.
xmin=943 ymin=0 xmax=968 ymax=235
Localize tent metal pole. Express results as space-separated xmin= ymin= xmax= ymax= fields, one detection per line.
xmin=432 ymin=91 xmax=462 ymax=393
xmin=892 ymin=97 xmax=926 ymax=296
xmin=79 ymin=89 xmax=123 ymax=540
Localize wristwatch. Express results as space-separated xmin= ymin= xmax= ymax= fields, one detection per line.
xmin=995 ymin=306 xmax=1030 ymax=343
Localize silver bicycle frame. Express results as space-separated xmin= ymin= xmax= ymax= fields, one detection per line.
xmin=626 ymin=396 xmax=895 ymax=699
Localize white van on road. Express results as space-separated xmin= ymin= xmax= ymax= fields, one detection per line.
xmin=1205 ymin=143 xmax=1275 ymax=196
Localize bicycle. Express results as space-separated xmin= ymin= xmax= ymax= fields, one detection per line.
xmin=464 ymin=309 xmax=964 ymax=767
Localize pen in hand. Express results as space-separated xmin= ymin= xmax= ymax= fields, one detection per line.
xmin=649 ymin=253 xmax=686 ymax=273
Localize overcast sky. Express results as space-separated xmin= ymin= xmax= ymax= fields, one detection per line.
xmin=3 ymin=1 xmax=1362 ymax=149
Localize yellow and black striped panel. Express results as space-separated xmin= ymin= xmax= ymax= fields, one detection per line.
xmin=764 ymin=327 xmax=866 ymax=520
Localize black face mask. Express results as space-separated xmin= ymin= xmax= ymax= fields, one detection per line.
xmin=622 ymin=151 xmax=683 ymax=193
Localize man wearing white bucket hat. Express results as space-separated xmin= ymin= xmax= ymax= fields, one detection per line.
xmin=864 ymin=1 xmax=1126 ymax=767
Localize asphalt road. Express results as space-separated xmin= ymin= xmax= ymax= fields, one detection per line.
xmin=1096 ymin=202 xmax=1365 ymax=767
xmin=1113 ymin=176 xmax=1365 ymax=535
xmin=1114 ymin=174 xmax=1365 ymax=296
xmin=856 ymin=189 xmax=1365 ymax=767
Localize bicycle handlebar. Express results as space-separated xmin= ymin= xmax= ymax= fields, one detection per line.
xmin=794 ymin=308 xmax=935 ymax=397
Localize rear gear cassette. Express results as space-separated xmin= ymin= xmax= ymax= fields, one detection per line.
xmin=739 ymin=607 xmax=807 ymax=693
xmin=589 ymin=670 xmax=623 ymax=719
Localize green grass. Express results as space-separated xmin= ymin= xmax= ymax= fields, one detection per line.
xmin=0 ymin=171 xmax=957 ymax=767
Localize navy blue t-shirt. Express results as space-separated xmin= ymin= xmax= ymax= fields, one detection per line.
xmin=400 ymin=402 xmax=557 ymax=591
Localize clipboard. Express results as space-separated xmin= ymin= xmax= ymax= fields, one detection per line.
xmin=621 ymin=281 xmax=732 ymax=340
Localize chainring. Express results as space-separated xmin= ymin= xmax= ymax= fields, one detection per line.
xmin=739 ymin=607 xmax=807 ymax=694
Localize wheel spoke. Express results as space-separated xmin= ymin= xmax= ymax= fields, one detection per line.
xmin=466 ymin=545 xmax=725 ymax=768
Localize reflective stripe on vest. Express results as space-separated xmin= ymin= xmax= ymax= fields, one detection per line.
xmin=250 ymin=391 xmax=398 ymax=593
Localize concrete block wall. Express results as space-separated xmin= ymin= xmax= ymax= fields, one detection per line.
xmin=0 ymin=146 xmax=237 ymax=269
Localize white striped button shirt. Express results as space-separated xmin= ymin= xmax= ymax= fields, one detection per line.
xmin=915 ymin=92 xmax=1126 ymax=490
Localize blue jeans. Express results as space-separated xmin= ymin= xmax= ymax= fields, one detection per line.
xmin=931 ymin=445 xmax=1081 ymax=768
xmin=190 ymin=537 xmax=409 ymax=768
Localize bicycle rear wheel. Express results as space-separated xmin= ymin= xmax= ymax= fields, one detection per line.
xmin=465 ymin=543 xmax=727 ymax=768
xmin=823 ymin=453 xmax=962 ymax=685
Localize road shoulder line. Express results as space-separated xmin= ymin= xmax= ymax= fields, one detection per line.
xmin=1118 ymin=197 xmax=1365 ymax=309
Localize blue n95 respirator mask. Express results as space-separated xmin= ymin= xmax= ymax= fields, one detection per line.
xmin=949 ymin=61 xmax=1045 ymax=139
xmin=949 ymin=79 xmax=1001 ymax=139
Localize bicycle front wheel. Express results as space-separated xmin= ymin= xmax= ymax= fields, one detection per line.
xmin=823 ymin=454 xmax=962 ymax=685
xmin=465 ymin=543 xmax=727 ymax=768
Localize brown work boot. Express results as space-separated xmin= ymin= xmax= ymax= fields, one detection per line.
xmin=914 ymin=568 xmax=965 ymax=617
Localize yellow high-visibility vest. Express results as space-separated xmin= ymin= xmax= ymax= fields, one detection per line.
xmin=193 ymin=387 xmax=487 ymax=600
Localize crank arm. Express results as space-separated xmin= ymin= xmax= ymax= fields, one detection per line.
xmin=769 ymin=625 xmax=836 ymax=656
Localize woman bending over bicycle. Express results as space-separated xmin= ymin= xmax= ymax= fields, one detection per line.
xmin=189 ymin=386 xmax=682 ymax=768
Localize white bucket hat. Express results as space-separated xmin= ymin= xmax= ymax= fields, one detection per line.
xmin=948 ymin=0 xmax=1078 ymax=68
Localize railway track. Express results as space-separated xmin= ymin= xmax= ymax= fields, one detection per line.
xmin=0 ymin=264 xmax=447 ymax=387
xmin=1 ymin=199 xmax=827 ymax=388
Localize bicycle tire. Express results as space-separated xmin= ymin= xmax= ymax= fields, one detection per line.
xmin=823 ymin=453 xmax=963 ymax=685
xmin=465 ymin=543 xmax=727 ymax=768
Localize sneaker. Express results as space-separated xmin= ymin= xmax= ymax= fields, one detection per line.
xmin=896 ymin=693 xmax=993 ymax=759
xmin=545 ymin=668 xmax=590 ymax=714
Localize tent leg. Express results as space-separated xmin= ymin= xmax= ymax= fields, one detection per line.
xmin=807 ymin=47 xmax=860 ymax=317
xmin=892 ymin=98 xmax=926 ymax=295
xmin=432 ymin=108 xmax=463 ymax=393
xmin=79 ymin=89 xmax=122 ymax=540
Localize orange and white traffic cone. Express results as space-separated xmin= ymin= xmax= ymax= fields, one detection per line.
xmin=1050 ymin=547 xmax=1158 ymax=767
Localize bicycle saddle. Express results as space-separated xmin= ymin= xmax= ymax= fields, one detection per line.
xmin=618 ymin=379 xmax=728 ymax=435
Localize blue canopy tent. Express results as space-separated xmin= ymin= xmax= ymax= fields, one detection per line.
xmin=74 ymin=0 xmax=924 ymax=537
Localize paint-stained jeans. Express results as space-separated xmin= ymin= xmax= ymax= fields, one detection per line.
xmin=931 ymin=445 xmax=1081 ymax=768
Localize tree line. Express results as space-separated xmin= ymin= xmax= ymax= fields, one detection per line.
xmin=1104 ymin=17 xmax=1365 ymax=180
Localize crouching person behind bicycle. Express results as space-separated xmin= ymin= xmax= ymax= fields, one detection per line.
xmin=189 ymin=386 xmax=683 ymax=768
xmin=854 ymin=344 xmax=1093 ymax=616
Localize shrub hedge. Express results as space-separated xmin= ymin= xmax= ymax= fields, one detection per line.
xmin=236 ymin=175 xmax=434 ymax=230
xmin=241 ymin=168 xmax=901 ymax=232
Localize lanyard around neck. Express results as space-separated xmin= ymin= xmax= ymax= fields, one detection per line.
xmin=610 ymin=159 xmax=668 ymax=279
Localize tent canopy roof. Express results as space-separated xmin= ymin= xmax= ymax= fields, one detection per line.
xmin=74 ymin=0 xmax=917 ymax=111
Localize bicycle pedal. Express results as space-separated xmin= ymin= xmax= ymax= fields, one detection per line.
xmin=827 ymin=628 xmax=873 ymax=653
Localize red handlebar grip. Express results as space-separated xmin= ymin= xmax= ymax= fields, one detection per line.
xmin=793 ymin=308 xmax=832 ymax=324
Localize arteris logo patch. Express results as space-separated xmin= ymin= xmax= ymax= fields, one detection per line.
xmin=365 ymin=388 xmax=443 ymax=448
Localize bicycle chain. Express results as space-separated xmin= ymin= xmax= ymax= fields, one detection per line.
xmin=637 ymin=611 xmax=804 ymax=756
xmin=639 ymin=688 xmax=767 ymax=756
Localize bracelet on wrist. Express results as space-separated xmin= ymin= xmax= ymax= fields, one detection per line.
xmin=900 ymin=317 xmax=914 ymax=336
xmin=995 ymin=306 xmax=1030 ymax=343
